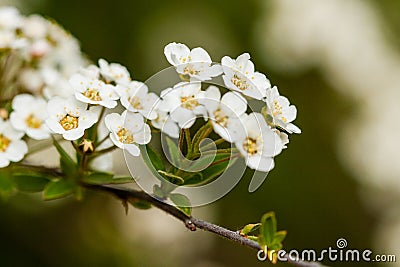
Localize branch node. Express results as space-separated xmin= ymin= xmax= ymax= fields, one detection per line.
xmin=185 ymin=219 xmax=197 ymax=231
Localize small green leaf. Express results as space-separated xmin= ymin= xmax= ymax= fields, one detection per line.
xmin=273 ymin=230 xmax=287 ymax=244
xmin=158 ymin=170 xmax=184 ymax=185
xmin=165 ymin=136 xmax=180 ymax=166
xmin=0 ymin=172 xmax=16 ymax=198
xmin=240 ymin=223 xmax=261 ymax=236
xmin=247 ymin=236 xmax=259 ymax=242
xmin=13 ymin=173 xmax=50 ymax=192
xmin=52 ymin=137 xmax=77 ymax=175
xmin=146 ymin=144 xmax=165 ymax=171
xmin=82 ymin=172 xmax=134 ymax=185
xmin=43 ymin=179 xmax=75 ymax=200
xmin=181 ymin=172 xmax=203 ymax=185
xmin=261 ymin=212 xmax=277 ymax=245
xmin=200 ymin=153 xmax=235 ymax=182
xmin=185 ymin=153 xmax=217 ymax=172
xmin=128 ymin=198 xmax=152 ymax=210
xmin=169 ymin=193 xmax=192 ymax=216
xmin=153 ymin=184 xmax=165 ymax=198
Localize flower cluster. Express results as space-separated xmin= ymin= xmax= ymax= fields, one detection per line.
xmin=0 ymin=6 xmax=300 ymax=175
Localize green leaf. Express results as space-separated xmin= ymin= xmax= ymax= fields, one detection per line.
xmin=153 ymin=184 xmax=165 ymax=198
xmin=165 ymin=136 xmax=180 ymax=166
xmin=261 ymin=212 xmax=277 ymax=245
xmin=128 ymin=198 xmax=152 ymax=210
xmin=0 ymin=172 xmax=16 ymax=198
xmin=185 ymin=153 xmax=219 ymax=172
xmin=82 ymin=172 xmax=134 ymax=185
xmin=200 ymin=153 xmax=235 ymax=182
xmin=13 ymin=173 xmax=50 ymax=192
xmin=43 ymin=179 xmax=76 ymax=200
xmin=158 ymin=170 xmax=184 ymax=185
xmin=52 ymin=137 xmax=77 ymax=176
xmin=240 ymin=223 xmax=261 ymax=236
xmin=181 ymin=172 xmax=203 ymax=185
xmin=169 ymin=193 xmax=192 ymax=216
xmin=273 ymin=230 xmax=287 ymax=244
xmin=146 ymin=144 xmax=165 ymax=171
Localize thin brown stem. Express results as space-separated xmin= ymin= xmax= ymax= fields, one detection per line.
xmin=85 ymin=184 xmax=328 ymax=267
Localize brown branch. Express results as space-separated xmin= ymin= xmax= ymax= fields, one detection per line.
xmin=86 ymin=184 xmax=328 ymax=267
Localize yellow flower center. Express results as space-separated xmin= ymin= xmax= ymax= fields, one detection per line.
xmin=243 ymin=137 xmax=258 ymax=155
xmin=180 ymin=95 xmax=199 ymax=110
xmin=60 ymin=115 xmax=79 ymax=130
xmin=25 ymin=114 xmax=42 ymax=129
xmin=231 ymin=74 xmax=248 ymax=91
xmin=129 ymin=96 xmax=143 ymax=110
xmin=83 ymin=88 xmax=102 ymax=101
xmin=0 ymin=134 xmax=11 ymax=152
xmin=117 ymin=128 xmax=134 ymax=144
xmin=272 ymin=100 xmax=287 ymax=122
xmin=183 ymin=65 xmax=199 ymax=76
xmin=213 ymin=109 xmax=228 ymax=127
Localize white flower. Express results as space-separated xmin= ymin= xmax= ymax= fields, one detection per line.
xmin=158 ymin=82 xmax=206 ymax=129
xmin=45 ymin=96 xmax=98 ymax=140
xmin=18 ymin=68 xmax=44 ymax=93
xmin=275 ymin=129 xmax=289 ymax=149
xmin=151 ymin=110 xmax=180 ymax=139
xmin=105 ymin=111 xmax=151 ymax=157
xmin=221 ymin=53 xmax=270 ymax=100
xmin=235 ymin=113 xmax=283 ymax=172
xmin=164 ymin=42 xmax=222 ymax=81
xmin=21 ymin=15 xmax=48 ymax=39
xmin=0 ymin=6 xmax=23 ymax=30
xmin=10 ymin=94 xmax=50 ymax=140
xmin=70 ymin=73 xmax=119 ymax=108
xmin=98 ymin=58 xmax=131 ymax=85
xmin=42 ymin=68 xmax=75 ymax=98
xmin=264 ymin=86 xmax=301 ymax=134
xmin=0 ymin=118 xmax=28 ymax=168
xmin=116 ymin=81 xmax=159 ymax=120
xmin=200 ymin=86 xmax=247 ymax=142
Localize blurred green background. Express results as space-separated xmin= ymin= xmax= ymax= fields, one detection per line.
xmin=1 ymin=0 xmax=400 ymax=266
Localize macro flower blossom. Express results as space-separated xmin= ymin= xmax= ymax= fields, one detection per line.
xmin=151 ymin=109 xmax=180 ymax=139
xmin=46 ymin=96 xmax=98 ymax=140
xmin=0 ymin=118 xmax=28 ymax=168
xmin=10 ymin=94 xmax=50 ymax=140
xmin=158 ymin=82 xmax=206 ymax=129
xmin=235 ymin=113 xmax=283 ymax=172
xmin=105 ymin=111 xmax=151 ymax=156
xmin=264 ymin=86 xmax=301 ymax=134
xmin=164 ymin=42 xmax=222 ymax=81
xmin=201 ymin=86 xmax=247 ymax=142
xmin=70 ymin=73 xmax=119 ymax=108
xmin=221 ymin=53 xmax=270 ymax=100
xmin=116 ymin=81 xmax=159 ymax=120
xmin=98 ymin=58 xmax=131 ymax=85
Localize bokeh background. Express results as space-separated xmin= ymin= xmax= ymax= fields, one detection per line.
xmin=1 ymin=0 xmax=400 ymax=266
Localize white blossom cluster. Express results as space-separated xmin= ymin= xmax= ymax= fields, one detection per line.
xmin=0 ymin=7 xmax=300 ymax=173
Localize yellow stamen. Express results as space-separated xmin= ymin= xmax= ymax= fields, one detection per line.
xmin=243 ymin=137 xmax=258 ymax=155
xmin=0 ymin=134 xmax=11 ymax=152
xmin=117 ymin=128 xmax=134 ymax=144
xmin=83 ymin=88 xmax=102 ymax=101
xmin=213 ymin=109 xmax=228 ymax=127
xmin=129 ymin=96 xmax=143 ymax=110
xmin=231 ymin=74 xmax=248 ymax=91
xmin=180 ymin=95 xmax=199 ymax=110
xmin=60 ymin=115 xmax=79 ymax=130
xmin=25 ymin=114 xmax=42 ymax=129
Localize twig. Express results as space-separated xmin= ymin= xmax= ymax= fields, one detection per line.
xmin=86 ymin=184 xmax=328 ymax=267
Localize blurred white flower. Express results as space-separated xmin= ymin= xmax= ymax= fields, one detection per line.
xmin=18 ymin=68 xmax=44 ymax=94
xmin=221 ymin=53 xmax=270 ymax=100
xmin=201 ymin=86 xmax=247 ymax=142
xmin=164 ymin=42 xmax=222 ymax=81
xmin=264 ymin=86 xmax=301 ymax=134
xmin=151 ymin=110 xmax=180 ymax=139
xmin=46 ymin=96 xmax=98 ymax=140
xmin=0 ymin=6 xmax=22 ymax=30
xmin=10 ymin=94 xmax=50 ymax=140
xmin=158 ymin=82 xmax=206 ymax=129
xmin=105 ymin=111 xmax=151 ymax=157
xmin=116 ymin=81 xmax=159 ymax=120
xmin=42 ymin=68 xmax=75 ymax=98
xmin=21 ymin=15 xmax=48 ymax=39
xmin=98 ymin=58 xmax=131 ymax=85
xmin=235 ymin=112 xmax=283 ymax=172
xmin=0 ymin=118 xmax=28 ymax=168
xmin=70 ymin=73 xmax=119 ymax=108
